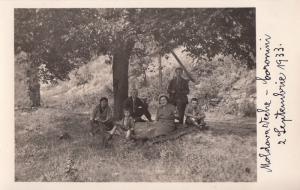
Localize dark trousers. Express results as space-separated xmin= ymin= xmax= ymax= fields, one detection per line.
xmin=90 ymin=120 xmax=114 ymax=135
xmin=174 ymin=101 xmax=187 ymax=124
xmin=177 ymin=102 xmax=186 ymax=124
xmin=132 ymin=104 xmax=152 ymax=121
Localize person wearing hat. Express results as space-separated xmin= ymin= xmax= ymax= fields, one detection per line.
xmin=167 ymin=67 xmax=190 ymax=124
xmin=123 ymin=89 xmax=153 ymax=122
xmin=89 ymin=97 xmax=114 ymax=139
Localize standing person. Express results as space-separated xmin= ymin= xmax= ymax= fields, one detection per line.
xmin=167 ymin=67 xmax=190 ymax=124
xmin=89 ymin=97 xmax=114 ymax=145
xmin=185 ymin=98 xmax=206 ymax=129
xmin=123 ymin=89 xmax=153 ymax=122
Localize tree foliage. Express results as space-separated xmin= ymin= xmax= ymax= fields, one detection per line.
xmin=15 ymin=8 xmax=255 ymax=82
xmin=15 ymin=8 xmax=255 ymax=117
xmin=124 ymin=8 xmax=255 ymax=67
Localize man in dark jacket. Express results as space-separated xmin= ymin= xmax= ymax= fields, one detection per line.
xmin=167 ymin=67 xmax=190 ymax=124
xmin=123 ymin=89 xmax=153 ymax=122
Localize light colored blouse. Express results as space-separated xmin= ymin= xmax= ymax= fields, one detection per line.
xmin=156 ymin=103 xmax=177 ymax=121
xmin=185 ymin=104 xmax=205 ymax=119
xmin=116 ymin=116 xmax=135 ymax=130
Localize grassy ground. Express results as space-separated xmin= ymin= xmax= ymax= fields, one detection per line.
xmin=15 ymin=107 xmax=256 ymax=182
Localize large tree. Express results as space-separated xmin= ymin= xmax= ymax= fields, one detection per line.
xmin=15 ymin=8 xmax=255 ymax=119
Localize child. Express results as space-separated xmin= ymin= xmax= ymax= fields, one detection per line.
xmin=109 ymin=108 xmax=135 ymax=140
xmin=185 ymin=98 xmax=206 ymax=129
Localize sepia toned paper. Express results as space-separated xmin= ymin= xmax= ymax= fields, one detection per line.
xmin=0 ymin=0 xmax=300 ymax=189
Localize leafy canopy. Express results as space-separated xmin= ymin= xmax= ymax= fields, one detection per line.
xmin=15 ymin=8 xmax=255 ymax=82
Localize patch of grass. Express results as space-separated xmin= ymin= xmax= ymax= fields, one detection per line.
xmin=15 ymin=108 xmax=256 ymax=182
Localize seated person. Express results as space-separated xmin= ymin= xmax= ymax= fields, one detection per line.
xmin=109 ymin=108 xmax=135 ymax=140
xmin=89 ymin=97 xmax=114 ymax=137
xmin=135 ymin=94 xmax=177 ymax=139
xmin=123 ymin=89 xmax=153 ymax=122
xmin=153 ymin=94 xmax=178 ymax=137
xmin=185 ymin=98 xmax=206 ymax=129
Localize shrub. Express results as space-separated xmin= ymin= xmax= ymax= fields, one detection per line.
xmin=239 ymin=99 xmax=256 ymax=117
xmin=69 ymin=66 xmax=93 ymax=86
xmin=246 ymin=84 xmax=256 ymax=96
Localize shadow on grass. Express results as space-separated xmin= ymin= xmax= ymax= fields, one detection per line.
xmin=15 ymin=107 xmax=257 ymax=182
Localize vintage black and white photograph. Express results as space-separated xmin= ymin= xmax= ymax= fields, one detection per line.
xmin=14 ymin=8 xmax=256 ymax=182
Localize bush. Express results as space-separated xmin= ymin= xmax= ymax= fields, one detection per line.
xmin=69 ymin=65 xmax=93 ymax=86
xmin=246 ymin=84 xmax=256 ymax=96
xmin=222 ymin=100 xmax=239 ymax=115
xmin=42 ymin=56 xmax=113 ymax=112
xmin=239 ymin=99 xmax=256 ymax=117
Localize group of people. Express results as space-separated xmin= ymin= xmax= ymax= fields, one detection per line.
xmin=89 ymin=67 xmax=206 ymax=144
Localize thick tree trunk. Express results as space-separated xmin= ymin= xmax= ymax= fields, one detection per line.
xmin=112 ymin=45 xmax=132 ymax=120
xmin=15 ymin=51 xmax=41 ymax=108
xmin=28 ymin=74 xmax=41 ymax=107
xmin=27 ymin=55 xmax=41 ymax=107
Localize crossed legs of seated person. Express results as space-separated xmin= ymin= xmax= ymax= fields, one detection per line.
xmin=185 ymin=117 xmax=206 ymax=129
